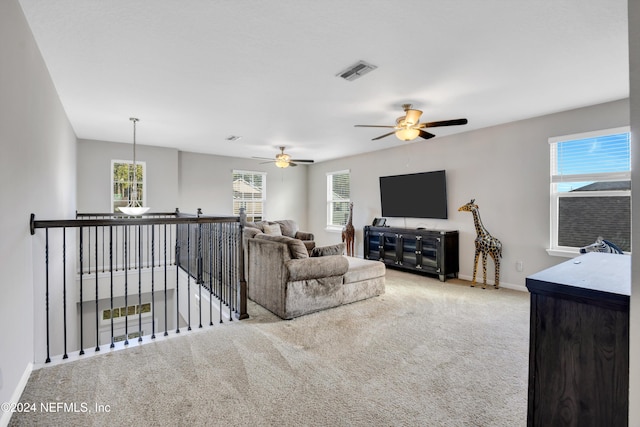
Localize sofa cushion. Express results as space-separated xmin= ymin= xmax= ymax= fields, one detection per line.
xmin=343 ymin=257 xmax=386 ymax=283
xmin=255 ymin=234 xmax=309 ymax=259
xmin=274 ymin=220 xmax=298 ymax=238
xmin=286 ymin=255 xmax=349 ymax=281
xmin=310 ymin=243 xmax=345 ymax=257
xmin=263 ymin=223 xmax=283 ymax=236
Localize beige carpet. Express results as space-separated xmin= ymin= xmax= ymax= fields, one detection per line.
xmin=10 ymin=269 xmax=530 ymax=427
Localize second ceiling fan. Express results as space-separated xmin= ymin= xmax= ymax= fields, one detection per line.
xmin=355 ymin=104 xmax=467 ymax=141
xmin=253 ymin=146 xmax=314 ymax=168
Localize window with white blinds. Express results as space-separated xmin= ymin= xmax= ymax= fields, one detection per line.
xmin=233 ymin=170 xmax=266 ymax=222
xmin=327 ymin=170 xmax=350 ymax=228
xmin=548 ymin=127 xmax=631 ymax=254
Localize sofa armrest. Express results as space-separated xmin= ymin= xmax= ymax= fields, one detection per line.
xmin=286 ymin=255 xmax=349 ymax=282
xmin=243 ymin=227 xmax=263 ymax=240
xmin=295 ymin=231 xmax=314 ymax=241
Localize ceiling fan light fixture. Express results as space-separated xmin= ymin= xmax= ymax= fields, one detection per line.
xmin=395 ymin=128 xmax=421 ymax=141
xmin=275 ymin=159 xmax=290 ymax=168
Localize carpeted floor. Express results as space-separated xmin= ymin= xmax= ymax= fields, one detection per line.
xmin=9 ymin=269 xmax=530 ymax=426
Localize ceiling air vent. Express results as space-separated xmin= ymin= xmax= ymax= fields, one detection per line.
xmin=336 ymin=60 xmax=377 ymax=81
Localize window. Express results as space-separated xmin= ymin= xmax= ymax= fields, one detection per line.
xmin=112 ymin=160 xmax=146 ymax=213
xmin=233 ymin=170 xmax=266 ymax=222
xmin=327 ymin=170 xmax=350 ymax=229
xmin=549 ymin=127 xmax=631 ymax=254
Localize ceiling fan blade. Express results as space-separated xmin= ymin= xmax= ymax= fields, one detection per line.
xmin=252 ymin=156 xmax=276 ymax=161
xmin=372 ymin=130 xmax=398 ymax=141
xmin=290 ymin=159 xmax=314 ymax=163
xmin=421 ymin=118 xmax=468 ymax=128
xmin=418 ymin=130 xmax=436 ymax=140
xmin=289 ymin=162 xmax=298 ymax=167
xmin=354 ymin=125 xmax=396 ymax=128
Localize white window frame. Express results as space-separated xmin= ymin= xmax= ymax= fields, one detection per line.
xmin=233 ymin=170 xmax=266 ymax=222
xmin=111 ymin=159 xmax=147 ymax=213
xmin=326 ymin=170 xmax=350 ymax=232
xmin=548 ymin=126 xmax=630 ymax=257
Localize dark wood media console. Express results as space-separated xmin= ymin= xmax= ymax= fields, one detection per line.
xmin=526 ymin=252 xmax=629 ymax=426
xmin=363 ymin=226 xmax=459 ymax=281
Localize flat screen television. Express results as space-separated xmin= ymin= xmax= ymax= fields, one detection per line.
xmin=379 ymin=170 xmax=448 ymax=219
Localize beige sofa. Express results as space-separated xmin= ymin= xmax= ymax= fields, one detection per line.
xmin=247 ymin=234 xmax=385 ymax=319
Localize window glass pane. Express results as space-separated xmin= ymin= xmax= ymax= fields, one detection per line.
xmin=233 ymin=170 xmax=265 ymax=222
xmin=112 ymin=161 xmax=145 ymax=212
xmin=327 ymin=171 xmax=350 ymax=226
xmin=558 ymin=195 xmax=630 ymax=251
xmin=556 ymin=180 xmax=631 ymax=194
xmin=332 ymin=174 xmax=350 ymax=199
xmin=554 ymin=132 xmax=630 ymax=177
xmin=332 ymin=201 xmax=350 ymax=226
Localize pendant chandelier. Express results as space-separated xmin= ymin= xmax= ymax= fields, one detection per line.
xmin=118 ymin=117 xmax=150 ymax=216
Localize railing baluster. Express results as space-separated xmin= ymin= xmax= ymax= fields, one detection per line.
xmin=209 ymin=224 xmax=214 ymax=326
xmin=79 ymin=226 xmax=84 ymax=356
xmin=102 ymin=224 xmax=105 ymax=273
xmin=124 ymin=225 xmax=129 ymax=346
xmin=62 ymin=227 xmax=68 ymax=359
xmin=164 ymin=223 xmax=168 ymax=337
xmin=198 ymin=223 xmax=203 ymax=329
xmin=218 ymin=223 xmax=223 ymax=324
xmin=151 ymin=224 xmax=156 ymax=339
xmin=138 ymin=225 xmax=143 ymax=343
xmin=110 ymin=226 xmax=115 ymax=349
xmin=175 ymin=223 xmax=180 ymax=334
xmin=45 ymin=228 xmax=51 ymax=364
xmin=227 ymin=223 xmax=233 ymax=321
xmin=187 ymin=224 xmax=191 ymax=331
xmin=95 ymin=227 xmax=100 ymax=352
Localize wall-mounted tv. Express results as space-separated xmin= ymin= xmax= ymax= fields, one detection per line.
xmin=379 ymin=170 xmax=448 ymax=219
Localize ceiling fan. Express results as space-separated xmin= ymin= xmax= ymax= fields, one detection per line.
xmin=355 ymin=104 xmax=468 ymax=141
xmin=253 ymin=146 xmax=314 ymax=168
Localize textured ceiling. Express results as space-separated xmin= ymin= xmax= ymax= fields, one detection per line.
xmin=18 ymin=0 xmax=629 ymax=163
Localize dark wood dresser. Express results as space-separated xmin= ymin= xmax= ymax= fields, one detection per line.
xmin=526 ymin=252 xmax=630 ymax=426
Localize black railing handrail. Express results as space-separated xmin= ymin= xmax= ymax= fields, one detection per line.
xmin=31 ymin=212 xmax=241 ymax=235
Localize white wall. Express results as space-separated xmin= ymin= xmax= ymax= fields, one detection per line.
xmin=0 ymin=0 xmax=76 ymax=409
xmin=77 ymin=143 xmax=309 ymax=225
xmin=178 ymin=152 xmax=309 ymax=228
xmin=77 ymin=139 xmax=179 ymax=213
xmin=308 ymin=99 xmax=629 ymax=289
xmin=629 ymin=0 xmax=639 ymax=423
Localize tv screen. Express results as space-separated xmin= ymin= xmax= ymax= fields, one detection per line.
xmin=379 ymin=170 xmax=448 ymax=219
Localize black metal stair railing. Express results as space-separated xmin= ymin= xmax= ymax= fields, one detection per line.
xmin=30 ymin=209 xmax=248 ymax=364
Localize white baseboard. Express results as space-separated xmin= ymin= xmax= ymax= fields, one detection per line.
xmin=457 ymin=274 xmax=528 ymax=293
xmin=1 ymin=362 xmax=33 ymax=427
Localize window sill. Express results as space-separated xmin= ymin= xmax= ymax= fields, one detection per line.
xmin=325 ymin=225 xmax=343 ymax=233
xmin=546 ymin=248 xmax=580 ymax=258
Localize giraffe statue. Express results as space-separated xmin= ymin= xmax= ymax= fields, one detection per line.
xmin=458 ymin=199 xmax=502 ymax=289
xmin=341 ymin=202 xmax=355 ymax=256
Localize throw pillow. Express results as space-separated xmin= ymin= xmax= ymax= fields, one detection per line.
xmin=255 ymin=234 xmax=309 ymax=259
xmin=311 ymin=243 xmax=345 ymax=257
xmin=263 ymin=223 xmax=282 ymax=236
